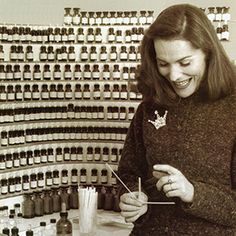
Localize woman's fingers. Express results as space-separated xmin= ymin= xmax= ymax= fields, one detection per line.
xmin=120 ymin=192 xmax=144 ymax=207
xmin=153 ymin=164 xmax=181 ymax=175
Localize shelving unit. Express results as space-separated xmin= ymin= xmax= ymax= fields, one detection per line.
xmin=0 ymin=15 xmax=148 ymax=202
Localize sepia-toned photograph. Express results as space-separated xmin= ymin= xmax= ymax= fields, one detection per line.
xmin=0 ymin=0 xmax=235 ymax=235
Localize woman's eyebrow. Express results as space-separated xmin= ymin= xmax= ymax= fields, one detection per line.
xmin=156 ymin=55 xmax=192 ymax=62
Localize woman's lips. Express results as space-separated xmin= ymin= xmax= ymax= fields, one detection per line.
xmin=174 ymin=78 xmax=192 ymax=89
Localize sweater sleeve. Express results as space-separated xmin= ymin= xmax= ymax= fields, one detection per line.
xmin=181 ymin=141 xmax=236 ymax=228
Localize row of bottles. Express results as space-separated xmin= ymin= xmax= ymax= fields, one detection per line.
xmin=63 ymin=9 xmax=154 ymax=26
xmin=0 ymin=44 xmax=141 ymax=62
xmin=0 ymin=25 xmax=146 ymax=44
xmin=0 ymin=125 xmax=128 ymax=147
xmin=0 ymin=167 xmax=117 ymax=195
xmin=0 ymin=144 xmax=123 ymax=170
xmin=0 ymin=63 xmax=139 ymax=81
xmin=0 ymin=83 xmax=142 ymax=101
xmin=0 ymin=103 xmax=136 ymax=123
xmin=203 ymin=6 xmax=230 ymax=22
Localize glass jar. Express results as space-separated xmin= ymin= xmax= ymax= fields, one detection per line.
xmin=22 ymin=193 xmax=35 ymax=218
xmin=69 ymin=185 xmax=79 ymax=209
xmin=34 ymin=191 xmax=44 ymax=216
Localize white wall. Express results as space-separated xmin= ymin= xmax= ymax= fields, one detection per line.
xmin=0 ymin=0 xmax=235 ymax=60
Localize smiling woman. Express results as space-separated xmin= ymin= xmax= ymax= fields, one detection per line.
xmin=154 ymin=39 xmax=206 ymax=98
xmin=117 ymin=3 xmax=236 ymax=236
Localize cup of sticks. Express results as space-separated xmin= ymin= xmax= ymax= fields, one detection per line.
xmin=79 ymin=186 xmax=98 ymax=236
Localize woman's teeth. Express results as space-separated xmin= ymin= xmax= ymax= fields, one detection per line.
xmin=174 ymin=78 xmax=191 ymax=88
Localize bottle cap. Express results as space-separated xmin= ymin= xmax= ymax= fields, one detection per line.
xmin=26 ymin=230 xmax=33 ymax=236
xmin=40 ymin=221 xmax=46 ymax=226
xmin=60 ymin=211 xmax=68 ymax=217
xmin=50 ymin=218 xmax=56 ymax=223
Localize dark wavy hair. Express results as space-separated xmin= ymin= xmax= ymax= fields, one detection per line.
xmin=137 ymin=4 xmax=236 ymax=105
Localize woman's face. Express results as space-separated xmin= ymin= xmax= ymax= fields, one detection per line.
xmin=154 ymin=39 xmax=206 ymax=98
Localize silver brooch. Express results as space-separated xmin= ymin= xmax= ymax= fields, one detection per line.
xmin=148 ymin=110 xmax=168 ymax=130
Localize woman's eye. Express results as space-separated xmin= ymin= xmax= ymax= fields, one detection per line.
xmin=158 ymin=62 xmax=168 ymax=67
xmin=180 ymin=61 xmax=190 ymax=67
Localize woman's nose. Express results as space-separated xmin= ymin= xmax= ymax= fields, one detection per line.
xmin=168 ymin=65 xmax=182 ymax=82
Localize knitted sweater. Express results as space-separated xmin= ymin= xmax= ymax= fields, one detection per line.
xmin=118 ymin=90 xmax=236 ymax=236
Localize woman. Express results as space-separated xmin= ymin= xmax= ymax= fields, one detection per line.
xmin=118 ymin=4 xmax=236 ymax=236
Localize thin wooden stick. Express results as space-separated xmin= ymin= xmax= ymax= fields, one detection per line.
xmin=105 ymin=163 xmax=175 ymax=205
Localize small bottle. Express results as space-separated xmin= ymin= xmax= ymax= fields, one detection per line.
xmin=23 ymin=64 xmax=32 ymax=81
xmin=102 ymin=11 xmax=109 ymax=25
xmin=112 ymin=64 xmax=120 ymax=80
xmin=147 ymin=10 xmax=154 ymax=24
xmin=130 ymin=11 xmax=138 ymax=25
xmin=112 ymin=84 xmax=120 ymax=99
xmin=87 ymin=28 xmax=95 ymax=43
xmin=95 ymin=12 xmax=102 ymax=25
xmin=47 ymin=46 xmax=55 ymax=61
xmin=64 ymin=8 xmax=72 ymax=25
xmin=81 ymin=11 xmax=89 ymax=25
xmin=39 ymin=221 xmax=47 ymax=236
xmin=109 ymin=46 xmax=117 ymax=61
xmin=80 ymin=46 xmax=88 ymax=61
xmin=25 ymin=45 xmax=34 ymax=61
xmin=115 ymin=30 xmax=123 ymax=43
xmin=56 ymin=208 xmax=72 ymax=236
xmin=77 ymin=28 xmax=85 ymax=43
xmin=100 ymin=46 xmax=108 ymax=61
xmin=215 ymin=7 xmax=223 ymax=22
xmin=123 ymin=11 xmax=130 ymax=25
xmin=39 ymin=46 xmax=47 ymax=61
xmin=116 ymin=11 xmax=123 ymax=25
xmin=92 ymin=64 xmax=100 ymax=80
xmin=83 ymin=64 xmax=91 ymax=80
xmin=95 ymin=28 xmax=102 ymax=43
xmin=90 ymin=46 xmax=98 ymax=61
xmin=88 ymin=11 xmax=96 ymax=25
xmin=131 ymin=27 xmax=138 ymax=43
xmin=61 ymin=28 xmax=68 ymax=43
xmin=68 ymin=46 xmax=76 ymax=61
xmin=72 ymin=8 xmax=81 ymax=25
xmin=125 ymin=30 xmax=131 ymax=43
xmin=33 ymin=64 xmax=41 ymax=80
xmin=74 ymin=64 xmax=82 ymax=80
xmin=107 ymin=28 xmax=115 ymax=43
xmin=61 ymin=46 xmax=68 ymax=61
xmin=120 ymin=46 xmax=128 ymax=61
xmin=207 ymin=7 xmax=215 ymax=22
xmin=80 ymin=168 xmax=87 ymax=184
xmin=128 ymin=46 xmax=137 ymax=61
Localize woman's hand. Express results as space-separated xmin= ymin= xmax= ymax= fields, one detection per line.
xmin=153 ymin=164 xmax=194 ymax=203
xmin=119 ymin=191 xmax=148 ymax=223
